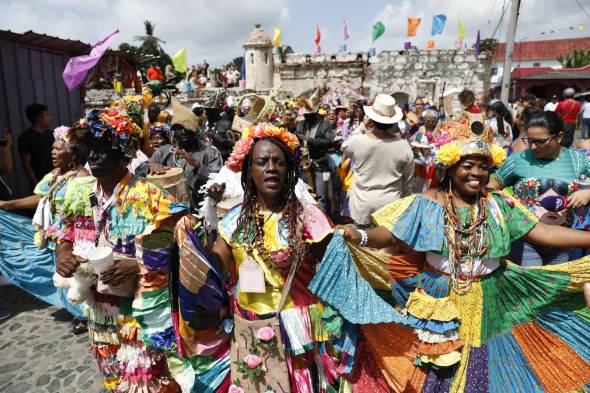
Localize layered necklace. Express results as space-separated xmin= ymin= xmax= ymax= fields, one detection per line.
xmin=441 ymin=190 xmax=488 ymax=294
xmin=244 ymin=200 xmax=298 ymax=274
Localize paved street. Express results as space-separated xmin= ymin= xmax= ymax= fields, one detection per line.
xmin=0 ymin=285 xmax=104 ymax=393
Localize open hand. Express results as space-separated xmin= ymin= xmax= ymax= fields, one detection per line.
xmin=148 ymin=162 xmax=168 ymax=175
xmin=99 ymin=257 xmax=139 ymax=286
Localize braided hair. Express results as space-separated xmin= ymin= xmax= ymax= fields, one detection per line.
xmin=232 ymin=137 xmax=304 ymax=260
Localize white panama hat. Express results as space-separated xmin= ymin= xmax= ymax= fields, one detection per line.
xmin=363 ymin=94 xmax=403 ymax=124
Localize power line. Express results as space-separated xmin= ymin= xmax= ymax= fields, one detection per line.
xmin=574 ymin=0 xmax=590 ymax=19
xmin=491 ymin=0 xmax=511 ymax=39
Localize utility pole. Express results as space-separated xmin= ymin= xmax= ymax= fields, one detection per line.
xmin=500 ymin=0 xmax=521 ymax=103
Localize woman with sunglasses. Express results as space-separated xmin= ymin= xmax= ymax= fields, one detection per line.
xmin=489 ymin=111 xmax=590 ymax=265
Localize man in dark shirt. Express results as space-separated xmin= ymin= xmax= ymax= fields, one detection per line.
xmin=295 ymin=100 xmax=335 ymax=216
xmin=18 ymin=103 xmax=54 ymax=186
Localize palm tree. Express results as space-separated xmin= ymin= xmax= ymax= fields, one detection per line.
xmin=133 ymin=20 xmax=166 ymax=56
xmin=557 ymin=49 xmax=590 ymax=68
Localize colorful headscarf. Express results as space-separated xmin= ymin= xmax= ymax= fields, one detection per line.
xmin=226 ymin=122 xmax=300 ymax=172
xmin=149 ymin=122 xmax=171 ymax=139
xmin=433 ymin=113 xmax=506 ymax=168
xmin=72 ymin=107 xmax=142 ymax=158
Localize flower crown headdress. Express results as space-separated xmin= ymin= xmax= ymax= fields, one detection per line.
xmin=433 ymin=113 xmax=506 ymax=168
xmin=226 ymin=122 xmax=300 ymax=172
xmin=53 ymin=125 xmax=72 ymax=146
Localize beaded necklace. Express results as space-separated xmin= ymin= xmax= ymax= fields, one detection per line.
xmin=441 ymin=190 xmax=488 ymax=294
xmin=243 ymin=201 xmax=298 ymax=274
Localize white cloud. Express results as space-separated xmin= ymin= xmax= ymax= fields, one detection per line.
xmin=0 ymin=0 xmax=290 ymax=67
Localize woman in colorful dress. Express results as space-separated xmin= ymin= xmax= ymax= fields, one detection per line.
xmin=177 ymin=123 xmax=344 ymax=392
xmin=310 ymin=114 xmax=590 ymax=392
xmin=0 ymin=125 xmax=89 ymax=328
xmin=490 ymin=111 xmax=590 ymax=265
xmin=55 ymin=107 xmax=188 ymax=392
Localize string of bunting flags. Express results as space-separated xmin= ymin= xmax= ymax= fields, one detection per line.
xmin=271 ymin=17 xmax=586 ymax=57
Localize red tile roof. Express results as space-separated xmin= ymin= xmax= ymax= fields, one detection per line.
xmin=494 ymin=37 xmax=590 ymax=62
xmin=511 ymin=65 xmax=590 ymax=80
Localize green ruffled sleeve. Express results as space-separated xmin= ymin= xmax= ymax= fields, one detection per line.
xmin=490 ymin=191 xmax=538 ymax=242
xmin=33 ymin=173 xmax=55 ymax=196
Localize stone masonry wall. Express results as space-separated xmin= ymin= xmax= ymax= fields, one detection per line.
xmin=274 ymin=48 xmax=491 ymax=100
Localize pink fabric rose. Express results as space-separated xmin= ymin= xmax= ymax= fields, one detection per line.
xmin=229 ymin=385 xmax=244 ymax=393
xmin=257 ymin=326 xmax=275 ymax=342
xmin=226 ymin=137 xmax=254 ymax=172
xmin=433 ymin=133 xmax=452 ymax=149
xmin=244 ymin=354 xmax=263 ymax=369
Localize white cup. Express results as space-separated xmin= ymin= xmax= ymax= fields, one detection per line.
xmin=87 ymin=246 xmax=114 ymax=275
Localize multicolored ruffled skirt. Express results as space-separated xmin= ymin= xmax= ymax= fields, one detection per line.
xmin=309 ymin=233 xmax=590 ymax=393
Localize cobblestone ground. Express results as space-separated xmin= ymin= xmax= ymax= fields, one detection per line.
xmin=0 ymin=285 xmax=105 ymax=393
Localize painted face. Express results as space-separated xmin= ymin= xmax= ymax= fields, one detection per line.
xmin=51 ymin=140 xmax=73 ymax=171
xmin=150 ymin=133 xmax=168 ymax=148
xmin=87 ymin=139 xmax=125 ymax=178
xmin=449 ymin=156 xmax=490 ymax=198
xmin=524 ymin=126 xmax=562 ymax=160
xmin=250 ymin=140 xmax=287 ymax=201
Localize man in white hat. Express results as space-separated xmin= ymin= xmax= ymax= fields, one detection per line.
xmin=341 ymin=94 xmax=414 ymax=227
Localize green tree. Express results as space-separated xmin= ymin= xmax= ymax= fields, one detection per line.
xmin=558 ymin=49 xmax=590 ymax=68
xmin=473 ymin=38 xmax=498 ymax=53
xmin=122 ymin=20 xmax=172 ymax=69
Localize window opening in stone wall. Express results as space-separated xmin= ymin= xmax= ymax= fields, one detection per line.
xmin=265 ymin=53 xmax=269 ymax=64
xmin=251 ymin=53 xmax=254 ymax=65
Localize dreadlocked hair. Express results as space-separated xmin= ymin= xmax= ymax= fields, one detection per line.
xmin=231 ymin=137 xmax=305 ymax=264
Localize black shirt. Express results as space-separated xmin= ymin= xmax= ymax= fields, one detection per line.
xmin=17 ymin=127 xmax=54 ymax=182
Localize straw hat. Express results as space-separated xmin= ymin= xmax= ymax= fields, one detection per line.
xmin=170 ymin=97 xmax=200 ymax=132
xmin=364 ymin=94 xmax=403 ymax=124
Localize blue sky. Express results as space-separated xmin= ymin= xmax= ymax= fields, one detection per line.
xmin=0 ymin=0 xmax=588 ymax=66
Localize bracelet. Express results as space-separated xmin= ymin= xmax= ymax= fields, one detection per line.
xmin=358 ymin=229 xmax=368 ymax=247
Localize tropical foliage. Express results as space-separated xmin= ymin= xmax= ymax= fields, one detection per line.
xmin=558 ymin=49 xmax=590 ymax=68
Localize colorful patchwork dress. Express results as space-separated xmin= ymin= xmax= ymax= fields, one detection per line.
xmin=309 ymin=191 xmax=590 ymax=392
xmin=181 ymin=203 xmax=348 ymax=392
xmin=58 ymin=172 xmax=189 ymax=392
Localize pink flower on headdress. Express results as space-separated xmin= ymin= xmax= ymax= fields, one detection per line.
xmin=256 ymin=327 xmax=275 ymax=342
xmin=244 ymin=354 xmax=262 ymax=369
xmin=433 ymin=133 xmax=452 ymax=149
xmin=53 ymin=126 xmax=70 ymax=142
xmin=226 ymin=137 xmax=254 ymax=172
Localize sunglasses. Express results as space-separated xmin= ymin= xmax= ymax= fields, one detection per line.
xmin=522 ymin=135 xmax=554 ymax=147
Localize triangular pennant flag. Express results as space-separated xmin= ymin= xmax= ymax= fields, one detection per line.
xmin=404 ymin=41 xmax=412 ymax=50
xmin=273 ymin=28 xmax=282 ymax=48
xmin=63 ymin=30 xmax=119 ymax=91
xmin=455 ymin=39 xmax=463 ymax=49
xmin=427 ymin=39 xmax=435 ymax=49
xmin=407 ymin=18 xmax=421 ymax=37
xmin=372 ymin=21 xmax=385 ymax=43
xmin=314 ymin=25 xmax=321 ymax=53
xmin=343 ymin=19 xmax=350 ymax=41
xmin=475 ymin=30 xmax=481 ymax=56
xmin=579 ymin=24 xmax=585 ymax=31
xmin=457 ymin=16 xmax=466 ymax=41
xmin=172 ymin=48 xmax=187 ymax=73
xmin=431 ymin=14 xmax=447 ymax=35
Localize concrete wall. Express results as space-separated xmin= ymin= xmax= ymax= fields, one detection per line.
xmin=273 ymin=48 xmax=491 ymax=100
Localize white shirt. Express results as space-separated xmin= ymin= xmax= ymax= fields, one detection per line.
xmin=544 ymin=101 xmax=558 ymax=112
xmin=582 ymin=101 xmax=590 ymax=119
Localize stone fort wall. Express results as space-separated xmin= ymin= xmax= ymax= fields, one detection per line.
xmin=273 ymin=48 xmax=491 ymax=102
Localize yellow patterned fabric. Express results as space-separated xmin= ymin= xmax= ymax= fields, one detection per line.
xmin=449 ymin=281 xmax=484 ymax=393
xmin=530 ymin=256 xmax=590 ymax=291
xmin=406 ymin=289 xmax=459 ymax=322
xmin=348 ymin=241 xmax=392 ymax=290
xmin=418 ymin=351 xmax=462 ymax=367
xmin=371 ymin=194 xmax=417 ymax=229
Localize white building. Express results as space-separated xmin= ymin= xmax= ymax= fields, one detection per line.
xmin=243 ymin=24 xmax=274 ymax=91
xmin=491 ymin=37 xmax=590 ymax=85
